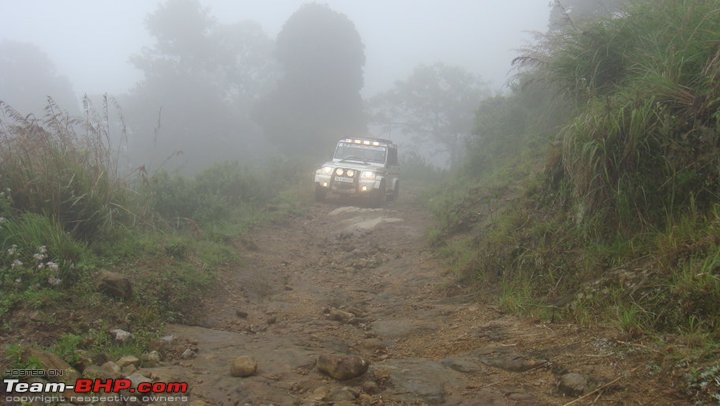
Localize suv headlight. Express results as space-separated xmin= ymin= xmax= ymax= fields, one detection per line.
xmin=361 ymin=171 xmax=376 ymax=180
xmin=319 ymin=166 xmax=333 ymax=175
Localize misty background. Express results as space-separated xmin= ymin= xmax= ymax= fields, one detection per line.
xmin=0 ymin=0 xmax=551 ymax=171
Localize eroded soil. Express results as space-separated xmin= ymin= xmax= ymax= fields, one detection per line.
xmin=149 ymin=195 xmax=687 ymax=405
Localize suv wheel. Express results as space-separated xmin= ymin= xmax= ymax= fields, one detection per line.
xmin=315 ymin=185 xmax=327 ymax=202
xmin=388 ymin=181 xmax=399 ymax=202
xmin=368 ymin=181 xmax=385 ymax=208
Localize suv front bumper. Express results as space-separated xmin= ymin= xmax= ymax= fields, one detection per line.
xmin=314 ymin=173 xmax=382 ymax=194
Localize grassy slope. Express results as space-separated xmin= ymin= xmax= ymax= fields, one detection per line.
xmin=0 ymin=99 xmax=306 ymax=369
xmin=432 ymin=1 xmax=720 ymax=401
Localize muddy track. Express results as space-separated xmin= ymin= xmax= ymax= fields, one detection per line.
xmin=145 ymin=195 xmax=684 ymax=405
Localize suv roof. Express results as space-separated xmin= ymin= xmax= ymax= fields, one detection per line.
xmin=339 ymin=137 xmax=395 ymax=147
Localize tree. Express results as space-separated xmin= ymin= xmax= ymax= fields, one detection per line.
xmin=125 ymin=0 xmax=276 ymax=172
xmin=0 ymin=40 xmax=78 ymax=115
xmin=254 ymin=4 xmax=366 ymax=158
xmin=370 ymin=63 xmax=488 ymax=167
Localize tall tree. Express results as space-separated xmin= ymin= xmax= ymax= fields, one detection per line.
xmin=125 ymin=0 xmax=276 ymax=172
xmin=370 ymin=63 xmax=488 ymax=167
xmin=254 ymin=4 xmax=366 ymax=158
xmin=0 ymin=40 xmax=78 ymax=115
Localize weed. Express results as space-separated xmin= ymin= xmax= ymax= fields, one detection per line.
xmin=3 ymin=344 xmax=43 ymax=372
xmin=51 ymin=333 xmax=83 ymax=365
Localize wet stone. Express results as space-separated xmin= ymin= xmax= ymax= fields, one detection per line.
xmin=230 ymin=356 xmax=258 ymax=377
xmin=316 ymin=354 xmax=369 ymax=381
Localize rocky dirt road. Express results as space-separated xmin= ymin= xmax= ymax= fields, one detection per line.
xmin=145 ymin=195 xmax=685 ymax=405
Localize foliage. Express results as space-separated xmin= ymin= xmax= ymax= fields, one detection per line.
xmin=399 ymin=152 xmax=446 ymax=186
xmin=371 ymin=63 xmax=488 ymax=167
xmin=467 ymin=77 xmax=572 ymax=173
xmin=3 ymin=344 xmax=43 ymax=372
xmin=254 ymin=3 xmax=366 ymax=158
xmin=142 ymin=160 xmax=293 ymax=227
xmin=433 ymin=2 xmax=720 ymax=372
xmin=531 ymin=0 xmax=720 ymax=231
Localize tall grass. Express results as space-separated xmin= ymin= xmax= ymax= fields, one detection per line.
xmin=433 ymin=1 xmax=720 ymax=355
xmin=529 ymin=0 xmax=720 ymax=231
xmin=0 ymin=97 xmax=126 ymax=240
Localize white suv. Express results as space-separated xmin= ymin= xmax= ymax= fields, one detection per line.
xmin=314 ymin=138 xmax=399 ymax=206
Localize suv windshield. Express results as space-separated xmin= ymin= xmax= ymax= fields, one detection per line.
xmin=333 ymin=142 xmax=387 ymax=164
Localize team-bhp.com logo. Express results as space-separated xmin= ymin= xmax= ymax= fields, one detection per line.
xmin=3 ymin=376 xmax=190 ymax=404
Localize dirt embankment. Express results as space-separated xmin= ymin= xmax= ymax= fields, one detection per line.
xmin=149 ymin=196 xmax=686 ymax=405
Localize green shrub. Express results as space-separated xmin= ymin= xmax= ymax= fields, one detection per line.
xmin=143 ymin=160 xmax=285 ymax=227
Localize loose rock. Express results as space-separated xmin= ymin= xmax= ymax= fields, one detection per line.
xmin=230 ymin=356 xmax=258 ymax=377
xmin=122 ymin=364 xmax=137 ymax=375
xmin=116 ymin=355 xmax=140 ymax=368
xmin=316 ymin=354 xmax=369 ymax=381
xmin=97 ymin=270 xmax=132 ymax=299
xmin=325 ymin=307 xmax=355 ymax=324
xmin=127 ymin=372 xmax=153 ymax=389
xmin=83 ymin=365 xmax=109 ymax=379
xmin=361 ymin=380 xmax=380 ymax=394
xmin=328 ymin=386 xmax=356 ymax=401
xmin=141 ymin=351 xmax=161 ymax=367
xmin=100 ymin=361 xmax=122 ymax=378
xmin=26 ymin=349 xmax=80 ymax=384
xmin=559 ymin=372 xmax=587 ymax=396
xmin=109 ymin=328 xmax=132 ymax=343
xmin=479 ymin=351 xmax=546 ymax=372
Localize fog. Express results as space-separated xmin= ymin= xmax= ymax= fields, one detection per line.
xmin=0 ymin=0 xmax=550 ymax=170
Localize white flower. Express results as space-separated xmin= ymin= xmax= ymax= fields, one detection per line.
xmin=14 ymin=277 xmax=21 ymax=284
xmin=7 ymin=244 xmax=18 ymax=256
xmin=0 ymin=217 xmax=6 ymax=224
xmin=46 ymin=262 xmax=59 ymax=272
xmin=48 ymin=276 xmax=62 ymax=286
xmin=37 ymin=263 xmax=45 ymax=270
xmin=38 ymin=246 xmax=47 ymax=254
xmin=11 ymin=259 xmax=23 ymax=269
xmin=33 ymin=253 xmax=46 ymax=261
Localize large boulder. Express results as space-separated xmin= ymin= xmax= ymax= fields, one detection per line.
xmin=97 ymin=270 xmax=132 ymax=299
xmin=316 ymin=354 xmax=369 ymax=381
